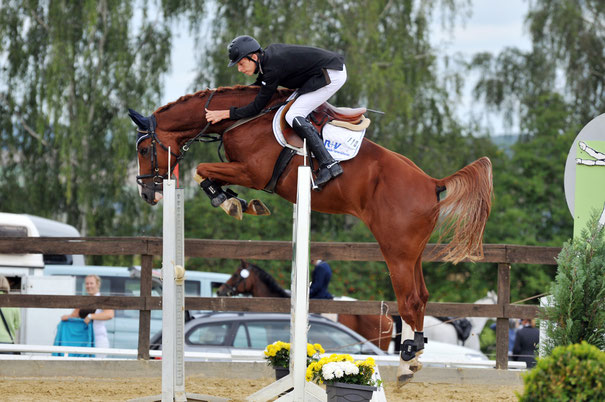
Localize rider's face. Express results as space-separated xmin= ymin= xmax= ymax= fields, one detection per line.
xmin=237 ymin=54 xmax=257 ymax=76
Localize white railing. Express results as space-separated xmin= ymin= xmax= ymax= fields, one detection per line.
xmin=0 ymin=343 xmax=526 ymax=369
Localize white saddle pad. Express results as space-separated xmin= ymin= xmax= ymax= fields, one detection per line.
xmin=271 ymin=97 xmax=366 ymax=161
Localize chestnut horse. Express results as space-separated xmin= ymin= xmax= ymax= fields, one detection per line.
xmin=217 ymin=260 xmax=393 ymax=351
xmin=129 ymin=85 xmax=493 ymax=383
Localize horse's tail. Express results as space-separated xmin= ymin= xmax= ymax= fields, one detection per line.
xmin=434 ymin=157 xmax=493 ymax=264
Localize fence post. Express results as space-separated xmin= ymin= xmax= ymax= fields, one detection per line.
xmin=137 ymin=253 xmax=153 ymax=360
xmin=496 ymin=263 xmax=511 ymax=369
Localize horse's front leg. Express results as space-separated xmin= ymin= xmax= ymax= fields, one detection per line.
xmin=195 ymin=162 xmax=270 ymax=220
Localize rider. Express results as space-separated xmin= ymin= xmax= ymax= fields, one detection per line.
xmin=205 ymin=35 xmax=346 ymax=189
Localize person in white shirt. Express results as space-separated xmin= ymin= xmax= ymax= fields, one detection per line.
xmin=61 ymin=275 xmax=114 ymax=355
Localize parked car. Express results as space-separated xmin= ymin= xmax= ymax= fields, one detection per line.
xmin=150 ymin=311 xmax=491 ymax=366
xmin=150 ymin=312 xmax=386 ymax=356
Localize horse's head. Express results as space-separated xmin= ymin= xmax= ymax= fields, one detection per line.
xmin=128 ymin=108 xmax=180 ymax=205
xmin=217 ymin=260 xmax=253 ymax=296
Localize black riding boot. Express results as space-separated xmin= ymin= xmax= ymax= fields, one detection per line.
xmin=292 ymin=117 xmax=343 ymax=188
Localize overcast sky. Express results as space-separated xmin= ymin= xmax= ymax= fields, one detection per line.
xmin=161 ymin=0 xmax=532 ymax=134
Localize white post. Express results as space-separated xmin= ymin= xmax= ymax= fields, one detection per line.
xmin=247 ymin=161 xmax=325 ymax=402
xmin=290 ymin=165 xmax=312 ymax=400
xmin=127 ymin=179 xmax=226 ymax=402
xmin=162 ymin=179 xmax=178 ymax=402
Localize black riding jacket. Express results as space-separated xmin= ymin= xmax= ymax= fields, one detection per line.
xmin=229 ymin=43 xmax=345 ymax=120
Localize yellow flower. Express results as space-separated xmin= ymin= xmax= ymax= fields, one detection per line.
xmin=305 ymin=353 xmax=380 ymax=387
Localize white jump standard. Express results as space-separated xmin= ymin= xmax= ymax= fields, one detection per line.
xmin=247 ymin=156 xmax=325 ymax=401
xmin=130 ymin=178 xmax=227 ymax=402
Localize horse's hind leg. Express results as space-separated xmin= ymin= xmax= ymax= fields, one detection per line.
xmin=381 ymin=253 xmax=423 ymax=385
xmin=409 ymin=255 xmax=429 ymax=373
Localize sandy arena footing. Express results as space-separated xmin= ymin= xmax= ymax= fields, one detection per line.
xmin=0 ymin=360 xmax=525 ymax=401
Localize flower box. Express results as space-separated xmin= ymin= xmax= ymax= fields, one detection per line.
xmin=326 ymin=382 xmax=377 ymax=402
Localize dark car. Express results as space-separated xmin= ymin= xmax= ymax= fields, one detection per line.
xmin=150 ymin=312 xmax=386 ymax=356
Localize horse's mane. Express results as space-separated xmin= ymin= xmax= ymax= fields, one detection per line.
xmin=248 ymin=263 xmax=289 ymax=298
xmin=155 ymin=85 xmax=294 ymax=114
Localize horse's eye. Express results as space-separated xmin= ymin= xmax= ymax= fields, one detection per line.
xmin=139 ymin=147 xmax=149 ymax=156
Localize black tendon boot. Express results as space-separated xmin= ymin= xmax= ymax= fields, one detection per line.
xmin=292 ymin=117 xmax=343 ymax=188
xmin=200 ymin=178 xmax=227 ymax=207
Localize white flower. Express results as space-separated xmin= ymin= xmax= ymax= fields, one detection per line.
xmin=321 ymin=361 xmax=359 ymax=381
xmin=343 ymin=363 xmax=358 ymax=375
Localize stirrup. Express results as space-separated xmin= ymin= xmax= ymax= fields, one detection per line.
xmin=313 ymin=167 xmax=333 ymax=190
xmin=326 ymin=161 xmax=343 ymax=177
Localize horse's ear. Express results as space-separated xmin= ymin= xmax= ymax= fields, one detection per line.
xmin=128 ymin=108 xmax=149 ymax=131
xmin=240 ymin=259 xmax=247 ymax=267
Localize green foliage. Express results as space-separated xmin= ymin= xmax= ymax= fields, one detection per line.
xmin=180 ymin=0 xmax=504 ymax=302
xmin=541 ymin=212 xmax=605 ymax=355
xmin=517 ymin=342 xmax=605 ymax=402
xmin=2 ymin=0 xmax=601 ymax=306
xmin=527 ymin=0 xmax=605 ymax=122
xmin=0 ymin=0 xmax=205 ymax=262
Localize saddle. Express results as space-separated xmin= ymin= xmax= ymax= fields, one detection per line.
xmin=278 ymin=99 xmax=370 ymax=150
xmin=437 ymin=317 xmax=472 ymax=343
xmin=264 ymin=97 xmax=370 ymax=193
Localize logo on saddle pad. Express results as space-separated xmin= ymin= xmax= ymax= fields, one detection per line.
xmin=271 ymin=95 xmax=370 ymax=161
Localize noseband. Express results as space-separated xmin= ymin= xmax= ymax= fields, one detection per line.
xmin=135 ymin=92 xmax=218 ymax=194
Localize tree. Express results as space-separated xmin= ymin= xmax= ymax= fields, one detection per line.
xmin=527 ymin=0 xmax=605 ymax=122
xmin=0 ymin=0 xmax=206 ymax=263
xmin=468 ymin=0 xmax=605 ymax=302
xmin=541 ymin=212 xmax=605 ymax=354
xmin=181 ymin=0 xmax=506 ymax=302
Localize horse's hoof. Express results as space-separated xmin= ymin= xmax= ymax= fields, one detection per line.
xmin=410 ymin=359 xmax=423 ymax=373
xmin=220 ymin=198 xmax=243 ymax=220
xmin=397 ymin=373 xmax=414 ymax=386
xmin=396 ymin=363 xmax=414 ymax=387
xmin=245 ymin=199 xmax=271 ymax=216
xmin=412 ymin=350 xmax=424 ymax=372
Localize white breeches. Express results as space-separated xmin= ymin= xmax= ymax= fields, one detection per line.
xmin=285 ymin=65 xmax=347 ymax=126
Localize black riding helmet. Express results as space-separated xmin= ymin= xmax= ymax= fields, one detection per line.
xmin=227 ymin=35 xmax=262 ymax=67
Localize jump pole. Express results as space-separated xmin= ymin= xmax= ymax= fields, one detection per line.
xmin=131 ymin=176 xmax=226 ymax=402
xmin=247 ymin=149 xmax=326 ymax=401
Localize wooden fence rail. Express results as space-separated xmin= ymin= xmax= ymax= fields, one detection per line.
xmin=0 ymin=237 xmax=561 ymax=369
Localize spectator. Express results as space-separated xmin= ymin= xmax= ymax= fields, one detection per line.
xmin=61 ymin=275 xmax=114 ymax=355
xmin=309 ymin=259 xmax=333 ymax=299
xmin=509 ymin=319 xmax=519 ymax=356
xmin=490 ymin=319 xmax=519 ymax=357
xmin=513 ymin=318 xmax=540 ymax=368
xmin=0 ymin=275 xmax=21 ymax=354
